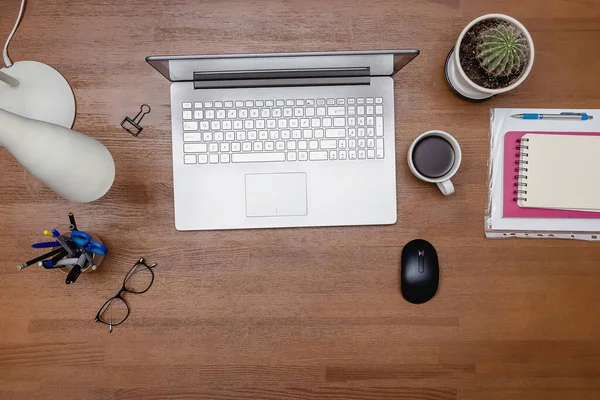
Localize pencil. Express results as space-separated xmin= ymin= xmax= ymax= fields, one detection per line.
xmin=17 ymin=247 xmax=65 ymax=271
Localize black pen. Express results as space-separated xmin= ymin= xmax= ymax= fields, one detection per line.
xmin=40 ymin=249 xmax=69 ymax=268
xmin=68 ymin=212 xmax=78 ymax=231
xmin=17 ymin=247 xmax=65 ymax=270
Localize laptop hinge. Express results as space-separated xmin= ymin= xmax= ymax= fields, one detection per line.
xmin=193 ymin=67 xmax=370 ymax=89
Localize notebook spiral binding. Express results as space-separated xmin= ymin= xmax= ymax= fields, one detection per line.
xmin=513 ymin=138 xmax=529 ymax=202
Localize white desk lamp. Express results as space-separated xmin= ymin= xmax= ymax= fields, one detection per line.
xmin=0 ymin=0 xmax=115 ymax=203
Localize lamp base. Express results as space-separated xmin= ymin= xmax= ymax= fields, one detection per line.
xmin=0 ymin=61 xmax=75 ymax=128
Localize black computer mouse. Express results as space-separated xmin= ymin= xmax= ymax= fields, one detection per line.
xmin=400 ymin=239 xmax=439 ymax=304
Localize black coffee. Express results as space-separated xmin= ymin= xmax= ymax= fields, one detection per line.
xmin=412 ymin=136 xmax=455 ymax=178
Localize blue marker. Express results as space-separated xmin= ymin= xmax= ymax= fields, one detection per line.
xmin=511 ymin=112 xmax=593 ymax=121
xmin=32 ymin=241 xmax=61 ymax=249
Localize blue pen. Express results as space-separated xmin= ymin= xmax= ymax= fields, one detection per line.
xmin=511 ymin=112 xmax=593 ymax=121
xmin=32 ymin=241 xmax=61 ymax=249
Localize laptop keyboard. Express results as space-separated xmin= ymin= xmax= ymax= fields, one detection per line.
xmin=181 ymin=97 xmax=385 ymax=164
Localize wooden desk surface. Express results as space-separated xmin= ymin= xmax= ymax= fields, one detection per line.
xmin=2 ymin=1 xmax=600 ymax=399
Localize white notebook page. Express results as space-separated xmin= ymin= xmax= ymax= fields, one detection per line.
xmin=518 ymin=133 xmax=600 ymax=211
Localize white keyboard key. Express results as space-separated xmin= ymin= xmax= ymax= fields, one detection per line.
xmin=256 ymin=100 xmax=264 ymax=107
xmin=314 ymin=129 xmax=324 ymax=139
xmin=300 ymin=118 xmax=310 ymax=128
xmin=278 ymin=119 xmax=287 ymax=128
xmin=261 ymin=108 xmax=270 ymax=118
xmin=183 ymin=121 xmax=198 ymax=131
xmin=306 ymin=108 xmax=315 ymax=117
xmin=333 ymin=117 xmax=346 ymax=127
xmin=209 ymin=142 xmax=218 ymax=152
xmin=317 ymin=98 xmax=326 ymax=105
xmin=298 ymin=151 xmax=308 ymax=161
xmin=211 ymin=121 xmax=221 ymax=130
xmin=220 ymin=142 xmax=230 ymax=152
xmin=320 ymin=139 xmax=337 ymax=149
xmin=244 ymin=120 xmax=254 ymax=129
xmin=357 ymin=106 xmax=365 ymax=115
xmin=358 ymin=138 xmax=366 ymax=148
xmin=224 ymin=101 xmax=233 ymax=107
xmin=235 ymin=101 xmax=244 ymax=107
xmin=276 ymin=100 xmax=285 ymax=106
xmin=222 ymin=121 xmax=232 ymax=130
xmin=183 ymin=110 xmax=192 ymax=120
xmin=327 ymin=98 xmax=335 ymax=105
xmin=253 ymin=142 xmax=263 ymax=151
xmin=329 ymin=150 xmax=338 ymax=160
xmin=339 ymin=150 xmax=347 ymax=160
xmin=309 ymin=151 xmax=328 ymax=161
xmin=349 ymin=128 xmax=356 ymax=137
xmin=358 ymin=127 xmax=365 ymax=137
xmin=328 ymin=106 xmax=345 ymax=116
xmin=349 ymin=150 xmax=357 ymax=160
xmin=287 ymin=151 xmax=297 ymax=161
xmin=294 ymin=108 xmax=304 ymax=117
xmin=316 ymin=107 xmax=326 ymax=116
xmin=242 ymin=142 xmax=252 ymax=151
xmin=232 ymin=142 xmax=241 ymax=152
xmin=267 ymin=119 xmax=277 ymax=129
xmin=209 ymin=154 xmax=219 ymax=163
xmin=375 ymin=105 xmax=383 ymax=115
xmin=225 ymin=131 xmax=235 ymax=141
xmin=259 ymin=130 xmax=268 ymax=140
xmin=367 ymin=149 xmax=375 ymax=159
xmin=358 ymin=149 xmax=366 ymax=159
xmin=200 ymin=121 xmax=210 ymax=130
xmin=348 ymin=117 xmax=356 ymax=127
xmin=221 ymin=153 xmax=230 ymax=163
xmin=248 ymin=130 xmax=257 ymax=140
xmin=358 ymin=117 xmax=366 ymax=126
xmin=348 ymin=106 xmax=356 ymax=115
xmin=292 ymin=129 xmax=302 ymax=139
xmin=289 ymin=119 xmax=299 ymax=128
xmin=183 ymin=154 xmax=196 ymax=164
xmin=366 ymin=97 xmax=374 ymax=104
xmin=311 ymin=118 xmax=321 ymax=127
xmin=298 ymin=140 xmax=308 ymax=150
xmin=233 ymin=120 xmax=243 ymax=129
xmin=245 ymin=100 xmax=254 ymax=107
xmin=309 ymin=140 xmax=319 ymax=150
xmin=272 ymin=108 xmax=282 ymax=118
xmin=276 ymin=141 xmax=285 ymax=150
xmin=284 ymin=108 xmax=293 ymax=117
xmin=375 ymin=97 xmax=383 ymax=104
xmin=216 ymin=110 xmax=226 ymax=119
xmin=366 ymin=106 xmax=374 ymax=115
xmin=251 ymin=109 xmax=260 ymax=118
xmin=376 ymin=117 xmax=384 ymax=136
xmin=239 ymin=109 xmax=248 ymax=118
xmin=357 ymin=98 xmax=365 ymax=104
xmin=205 ymin=101 xmax=213 ymax=108
xmin=336 ymin=98 xmax=345 ymax=105
xmin=348 ymin=98 xmax=355 ymax=105
xmin=256 ymin=119 xmax=266 ymax=129
xmin=203 ymin=132 xmax=213 ymax=141
xmin=198 ymin=154 xmax=208 ymax=164
xmin=232 ymin=153 xmax=286 ymax=163
xmin=184 ymin=133 xmax=202 ymax=142
xmin=376 ymin=138 xmax=384 ymax=159
xmin=205 ymin=110 xmax=215 ymax=119
xmin=323 ymin=118 xmax=332 ymax=127
xmin=194 ymin=110 xmax=204 ymax=119
xmin=287 ymin=141 xmax=296 ymax=150
xmin=236 ymin=131 xmax=246 ymax=141
xmin=367 ymin=127 xmax=375 ymax=137
xmin=281 ymin=130 xmax=291 ymax=139
xmin=339 ymin=139 xmax=347 ymax=149
xmin=348 ymin=139 xmax=356 ymax=149
xmin=303 ymin=129 xmax=313 ymax=139
xmin=265 ymin=141 xmax=274 ymax=151
xmin=215 ymin=101 xmax=223 ymax=108
xmin=227 ymin=109 xmax=237 ymax=119
xmin=270 ymin=130 xmax=279 ymax=140
xmin=194 ymin=102 xmax=203 ymax=108
xmin=214 ymin=131 xmax=224 ymax=141
xmin=286 ymin=100 xmax=295 ymax=106
xmin=325 ymin=128 xmax=346 ymax=138
xmin=367 ymin=117 xmax=374 ymax=126
xmin=265 ymin=100 xmax=274 ymax=106
xmin=367 ymin=138 xmax=375 ymax=148
xmin=296 ymin=99 xmax=305 ymax=106
xmin=183 ymin=102 xmax=192 ymax=109
xmin=306 ymin=99 xmax=315 ymax=106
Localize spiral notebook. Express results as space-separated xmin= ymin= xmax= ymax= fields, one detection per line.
xmin=503 ymin=131 xmax=600 ymax=218
xmin=515 ymin=133 xmax=600 ymax=211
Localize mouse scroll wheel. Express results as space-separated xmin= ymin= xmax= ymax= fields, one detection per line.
xmin=418 ymin=250 xmax=424 ymax=273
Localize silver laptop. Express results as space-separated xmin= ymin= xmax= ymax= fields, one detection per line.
xmin=146 ymin=50 xmax=419 ymax=230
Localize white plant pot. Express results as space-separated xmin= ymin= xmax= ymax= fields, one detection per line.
xmin=445 ymin=13 xmax=535 ymax=101
xmin=0 ymin=108 xmax=115 ymax=202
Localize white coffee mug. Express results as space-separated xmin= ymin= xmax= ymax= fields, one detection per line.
xmin=407 ymin=130 xmax=462 ymax=196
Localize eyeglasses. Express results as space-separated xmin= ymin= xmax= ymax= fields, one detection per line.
xmin=95 ymin=258 xmax=157 ymax=332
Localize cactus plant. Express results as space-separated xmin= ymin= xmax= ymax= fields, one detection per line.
xmin=476 ymin=22 xmax=529 ymax=77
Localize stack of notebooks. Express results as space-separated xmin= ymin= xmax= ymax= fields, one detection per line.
xmin=485 ymin=108 xmax=600 ymax=241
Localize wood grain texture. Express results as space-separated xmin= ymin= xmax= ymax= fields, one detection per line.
xmin=1 ymin=0 xmax=600 ymax=399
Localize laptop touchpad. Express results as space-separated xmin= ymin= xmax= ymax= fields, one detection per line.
xmin=245 ymin=173 xmax=308 ymax=217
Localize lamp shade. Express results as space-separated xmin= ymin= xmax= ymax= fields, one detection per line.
xmin=0 ymin=108 xmax=115 ymax=202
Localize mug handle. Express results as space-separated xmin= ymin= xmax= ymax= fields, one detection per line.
xmin=437 ymin=180 xmax=454 ymax=196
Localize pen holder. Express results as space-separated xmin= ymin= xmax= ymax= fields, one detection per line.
xmin=56 ymin=233 xmax=106 ymax=276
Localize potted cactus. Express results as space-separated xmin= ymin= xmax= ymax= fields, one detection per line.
xmin=444 ymin=14 xmax=534 ymax=101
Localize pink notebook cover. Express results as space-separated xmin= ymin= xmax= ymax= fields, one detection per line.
xmin=503 ymin=131 xmax=600 ymax=218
